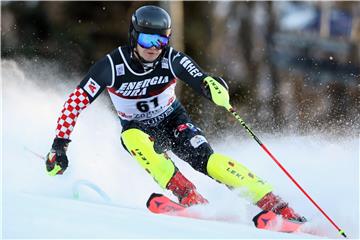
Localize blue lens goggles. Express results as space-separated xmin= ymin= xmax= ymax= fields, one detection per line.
xmin=137 ymin=33 xmax=170 ymax=49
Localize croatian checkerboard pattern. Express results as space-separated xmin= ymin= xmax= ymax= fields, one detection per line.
xmin=55 ymin=87 xmax=90 ymax=138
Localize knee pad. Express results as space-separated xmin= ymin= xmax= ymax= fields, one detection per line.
xmin=173 ymin=123 xmax=213 ymax=174
xmin=121 ymin=128 xmax=175 ymax=189
xmin=187 ymin=143 xmax=213 ymax=174
xmin=206 ymin=153 xmax=273 ymax=203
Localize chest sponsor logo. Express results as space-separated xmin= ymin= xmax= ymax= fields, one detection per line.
xmin=115 ymin=64 xmax=125 ymax=76
xmin=115 ymin=76 xmax=170 ymax=97
xmin=180 ymin=56 xmax=203 ymax=78
xmin=84 ymin=78 xmax=100 ymax=97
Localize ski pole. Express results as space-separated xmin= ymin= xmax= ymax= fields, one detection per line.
xmin=24 ymin=146 xmax=62 ymax=176
xmin=226 ymin=106 xmax=347 ymax=238
xmin=203 ymin=76 xmax=346 ymax=237
xmin=24 ymin=146 xmax=46 ymax=160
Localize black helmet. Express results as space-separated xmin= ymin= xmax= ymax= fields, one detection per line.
xmin=129 ymin=5 xmax=172 ymax=48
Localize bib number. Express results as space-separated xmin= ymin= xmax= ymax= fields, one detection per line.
xmin=136 ymin=97 xmax=159 ymax=112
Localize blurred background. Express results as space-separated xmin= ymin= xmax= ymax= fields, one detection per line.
xmin=2 ymin=1 xmax=359 ymax=138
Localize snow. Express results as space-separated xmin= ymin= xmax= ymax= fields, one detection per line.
xmin=2 ymin=60 xmax=359 ymax=239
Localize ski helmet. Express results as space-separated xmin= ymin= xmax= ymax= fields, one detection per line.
xmin=129 ymin=5 xmax=172 ymax=48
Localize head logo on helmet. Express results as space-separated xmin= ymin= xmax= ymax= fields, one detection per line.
xmin=129 ymin=5 xmax=172 ymax=49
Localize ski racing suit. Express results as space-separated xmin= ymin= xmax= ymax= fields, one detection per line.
xmin=51 ymin=45 xmax=274 ymax=207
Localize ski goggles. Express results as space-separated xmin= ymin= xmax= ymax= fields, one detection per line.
xmin=137 ymin=33 xmax=170 ymax=49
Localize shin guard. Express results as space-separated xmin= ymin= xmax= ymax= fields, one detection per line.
xmin=121 ymin=128 xmax=175 ymax=189
xmin=206 ymin=153 xmax=273 ymax=203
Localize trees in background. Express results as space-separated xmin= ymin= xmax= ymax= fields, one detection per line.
xmin=2 ymin=1 xmax=359 ymax=136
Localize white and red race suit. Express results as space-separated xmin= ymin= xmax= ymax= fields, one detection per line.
xmin=55 ymin=46 xmax=210 ymax=139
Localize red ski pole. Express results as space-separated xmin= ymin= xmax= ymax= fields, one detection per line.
xmin=227 ymin=107 xmax=347 ymax=238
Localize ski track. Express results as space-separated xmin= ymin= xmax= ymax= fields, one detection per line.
xmin=2 ymin=60 xmax=359 ymax=239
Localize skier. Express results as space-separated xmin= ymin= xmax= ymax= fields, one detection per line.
xmin=46 ymin=5 xmax=306 ymax=222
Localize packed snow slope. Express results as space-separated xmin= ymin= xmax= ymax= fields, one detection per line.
xmin=2 ymin=60 xmax=359 ymax=239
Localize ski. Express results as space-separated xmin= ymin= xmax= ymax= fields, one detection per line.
xmin=252 ymin=210 xmax=303 ymax=233
xmin=146 ymin=193 xmax=203 ymax=218
xmin=146 ymin=193 xmax=186 ymax=214
xmin=146 ymin=193 xmax=304 ymax=234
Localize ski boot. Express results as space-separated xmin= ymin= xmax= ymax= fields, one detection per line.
xmin=167 ymin=171 xmax=208 ymax=207
xmin=256 ymin=192 xmax=307 ymax=222
xmin=252 ymin=210 xmax=304 ymax=233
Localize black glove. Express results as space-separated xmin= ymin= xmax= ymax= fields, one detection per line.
xmin=46 ymin=138 xmax=71 ymax=175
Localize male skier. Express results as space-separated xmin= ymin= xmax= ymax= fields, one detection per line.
xmin=46 ymin=5 xmax=306 ymax=223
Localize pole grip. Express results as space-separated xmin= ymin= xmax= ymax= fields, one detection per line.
xmin=48 ymin=164 xmax=62 ymax=176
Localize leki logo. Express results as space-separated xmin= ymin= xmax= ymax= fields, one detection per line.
xmin=209 ymin=79 xmax=222 ymax=94
xmin=180 ymin=56 xmax=203 ymax=78
xmin=226 ymin=167 xmax=245 ymax=180
xmin=116 ymin=76 xmax=169 ymax=97
xmin=134 ymin=149 xmax=150 ymax=165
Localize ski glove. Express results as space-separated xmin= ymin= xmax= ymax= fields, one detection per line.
xmin=202 ymin=76 xmax=231 ymax=109
xmin=46 ymin=138 xmax=71 ymax=176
